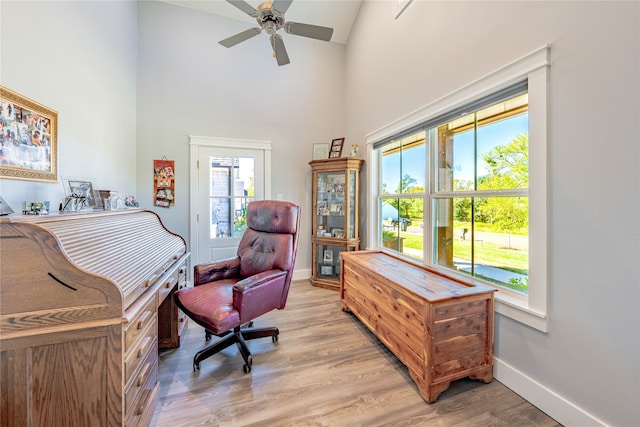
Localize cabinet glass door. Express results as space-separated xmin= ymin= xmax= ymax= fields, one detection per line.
xmin=316 ymin=171 xmax=346 ymax=239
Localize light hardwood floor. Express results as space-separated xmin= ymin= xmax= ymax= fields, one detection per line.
xmin=152 ymin=280 xmax=561 ymax=426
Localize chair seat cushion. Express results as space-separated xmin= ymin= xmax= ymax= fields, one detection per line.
xmin=174 ymin=279 xmax=240 ymax=335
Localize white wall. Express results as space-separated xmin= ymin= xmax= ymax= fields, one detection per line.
xmin=135 ymin=1 xmax=346 ymax=273
xmin=345 ymin=1 xmax=639 ymax=426
xmin=0 ymin=1 xmax=138 ymax=209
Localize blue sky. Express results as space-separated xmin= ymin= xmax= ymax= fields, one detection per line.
xmin=382 ymin=113 xmax=528 ymax=191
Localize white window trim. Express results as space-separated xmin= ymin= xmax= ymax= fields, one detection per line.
xmin=365 ymin=45 xmax=550 ymax=332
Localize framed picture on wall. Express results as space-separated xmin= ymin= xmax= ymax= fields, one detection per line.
xmin=0 ymin=86 xmax=58 ymax=182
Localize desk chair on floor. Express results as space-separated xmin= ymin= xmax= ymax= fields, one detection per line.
xmin=174 ymin=200 xmax=300 ymax=373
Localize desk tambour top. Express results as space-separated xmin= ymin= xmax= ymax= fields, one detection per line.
xmin=340 ymin=250 xmax=496 ymax=302
xmin=0 ymin=209 xmax=187 ymax=337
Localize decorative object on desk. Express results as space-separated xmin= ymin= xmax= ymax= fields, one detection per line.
xmin=124 ymin=194 xmax=139 ymax=207
xmin=0 ymin=86 xmax=58 ymax=182
xmin=62 ymin=194 xmax=89 ymax=212
xmin=350 ymin=144 xmax=360 ymax=157
xmin=0 ymin=196 xmax=14 ymax=215
xmin=63 ymin=177 xmax=99 ymax=209
xmin=329 ymin=137 xmax=344 ymax=158
xmin=22 ymin=201 xmax=49 ymax=215
xmin=313 ymin=143 xmax=329 ymax=160
xmin=154 ymin=158 xmax=175 ymax=208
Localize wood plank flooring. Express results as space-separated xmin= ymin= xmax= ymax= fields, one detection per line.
xmin=152 ymin=280 xmax=561 ymax=426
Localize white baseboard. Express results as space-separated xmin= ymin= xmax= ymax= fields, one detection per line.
xmin=494 ymin=357 xmax=609 ymax=427
xmin=292 ymin=268 xmax=311 ymax=282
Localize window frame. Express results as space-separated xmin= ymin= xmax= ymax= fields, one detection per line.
xmin=366 ymin=46 xmax=550 ymax=332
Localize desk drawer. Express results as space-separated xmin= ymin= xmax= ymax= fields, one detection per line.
xmin=157 ymin=268 xmax=179 ymax=304
xmin=125 ymin=349 xmax=157 ymax=419
xmin=124 ymin=332 xmax=157 ymax=385
xmin=125 ymin=296 xmax=157 ymax=353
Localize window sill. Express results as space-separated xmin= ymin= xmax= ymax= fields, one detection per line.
xmin=494 ymin=292 xmax=548 ymax=332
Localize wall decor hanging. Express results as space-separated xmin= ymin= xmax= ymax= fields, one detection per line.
xmin=154 ymin=158 xmax=175 ymax=208
xmin=0 ymin=86 xmax=58 ymax=182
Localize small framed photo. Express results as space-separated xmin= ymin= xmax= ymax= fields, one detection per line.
xmin=313 ymin=143 xmax=329 ymax=160
xmin=328 ymin=138 xmax=345 ymax=158
xmin=63 ymin=177 xmax=100 ymax=209
xmin=331 ymin=228 xmax=345 ymax=238
xmin=317 ymin=200 xmax=328 ymax=215
xmin=320 ymin=265 xmax=334 ymax=276
xmin=323 ymin=249 xmax=333 ymax=264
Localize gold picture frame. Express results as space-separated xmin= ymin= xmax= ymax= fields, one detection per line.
xmin=0 ymin=86 xmax=58 ymax=182
xmin=328 ymin=137 xmax=344 ymax=158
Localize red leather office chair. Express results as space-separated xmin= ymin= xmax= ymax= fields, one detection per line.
xmin=174 ymin=200 xmax=300 ymax=373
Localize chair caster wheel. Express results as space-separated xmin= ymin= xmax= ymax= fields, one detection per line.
xmin=193 ymin=362 xmax=200 ymax=372
xmin=272 ymin=335 xmax=279 ymax=343
xmin=243 ymin=355 xmax=253 ymax=373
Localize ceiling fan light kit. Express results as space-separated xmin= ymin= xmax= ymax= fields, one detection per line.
xmin=219 ymin=0 xmax=334 ymax=66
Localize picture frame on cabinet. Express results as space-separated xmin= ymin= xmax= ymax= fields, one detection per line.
xmin=313 ymin=143 xmax=329 ymax=160
xmin=317 ymin=200 xmax=328 ymax=215
xmin=320 ymin=265 xmax=334 ymax=276
xmin=331 ymin=228 xmax=344 ymax=238
xmin=323 ymin=249 xmax=333 ymax=264
xmin=328 ymin=138 xmax=344 ymax=158
xmin=0 ymin=86 xmax=58 ymax=182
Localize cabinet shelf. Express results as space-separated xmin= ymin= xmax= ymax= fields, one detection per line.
xmin=309 ymin=157 xmax=363 ymax=291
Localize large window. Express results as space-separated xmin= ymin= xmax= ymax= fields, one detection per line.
xmin=379 ymin=93 xmax=528 ymax=291
xmin=368 ymin=46 xmax=549 ymax=331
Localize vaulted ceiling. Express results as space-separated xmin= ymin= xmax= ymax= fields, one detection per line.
xmin=159 ymin=0 xmax=363 ymax=44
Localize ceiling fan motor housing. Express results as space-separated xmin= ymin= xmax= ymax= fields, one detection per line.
xmin=257 ymin=2 xmax=284 ymax=34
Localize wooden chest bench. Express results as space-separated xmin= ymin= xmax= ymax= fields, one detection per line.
xmin=340 ymin=250 xmax=496 ymax=403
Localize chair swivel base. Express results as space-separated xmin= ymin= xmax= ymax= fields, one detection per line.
xmin=193 ymin=325 xmax=280 ymax=373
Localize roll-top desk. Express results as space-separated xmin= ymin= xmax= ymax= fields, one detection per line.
xmin=0 ymin=209 xmax=190 ymax=427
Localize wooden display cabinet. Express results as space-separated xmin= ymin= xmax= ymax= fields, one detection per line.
xmin=309 ymin=157 xmax=363 ymax=290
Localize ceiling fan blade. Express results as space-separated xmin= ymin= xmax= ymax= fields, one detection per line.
xmin=272 ymin=0 xmax=293 ymax=14
xmin=225 ymin=0 xmax=258 ymax=17
xmin=284 ymin=21 xmax=333 ymax=42
xmin=270 ymin=34 xmax=290 ymax=66
xmin=219 ymin=28 xmax=262 ymax=48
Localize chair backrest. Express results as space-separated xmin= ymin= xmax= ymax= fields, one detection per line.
xmin=237 ymin=200 xmax=300 ymax=307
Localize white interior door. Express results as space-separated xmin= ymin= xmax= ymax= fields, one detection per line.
xmin=191 ymin=137 xmax=270 ymax=264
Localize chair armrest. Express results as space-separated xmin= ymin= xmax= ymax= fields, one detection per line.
xmin=233 ymin=270 xmax=288 ymax=322
xmin=194 ymin=256 xmax=241 ymax=285
xmin=233 ymin=269 xmax=287 ymax=292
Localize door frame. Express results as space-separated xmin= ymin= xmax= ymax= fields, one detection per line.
xmin=189 ymin=135 xmax=272 ymax=267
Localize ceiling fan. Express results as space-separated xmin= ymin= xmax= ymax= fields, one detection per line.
xmin=219 ymin=0 xmax=334 ymax=66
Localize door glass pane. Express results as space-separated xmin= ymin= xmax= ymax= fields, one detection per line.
xmin=209 ymin=156 xmax=255 ymax=239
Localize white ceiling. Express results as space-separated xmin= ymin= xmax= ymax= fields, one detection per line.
xmin=159 ymin=0 xmax=363 ymax=44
